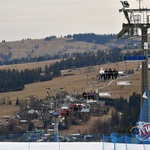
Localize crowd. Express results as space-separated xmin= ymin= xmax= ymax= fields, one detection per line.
xmin=99 ymin=68 xmax=118 ymax=80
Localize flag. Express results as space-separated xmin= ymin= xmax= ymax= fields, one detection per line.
xmin=143 ymin=88 xmax=148 ymax=99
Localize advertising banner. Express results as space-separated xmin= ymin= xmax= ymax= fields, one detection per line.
xmin=138 ymin=121 xmax=150 ymax=141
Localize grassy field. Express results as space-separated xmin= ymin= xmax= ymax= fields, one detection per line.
xmin=0 ymin=60 xmax=142 ymax=100
xmin=0 ymin=60 xmax=60 ymax=71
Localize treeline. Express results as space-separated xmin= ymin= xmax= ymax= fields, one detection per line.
xmin=68 ymin=33 xmax=116 ymax=44
xmin=0 ymin=63 xmax=61 ymax=92
xmin=91 ymin=92 xmax=141 ymax=135
xmin=0 ymin=53 xmax=63 ymax=66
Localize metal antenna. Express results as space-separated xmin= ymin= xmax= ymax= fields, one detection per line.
xmin=137 ymin=0 xmax=143 ymax=9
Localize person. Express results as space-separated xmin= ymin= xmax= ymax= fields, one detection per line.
xmin=89 ymin=90 xmax=94 ymax=99
xmin=108 ymin=68 xmax=113 ymax=79
xmin=99 ymin=68 xmax=105 ymax=80
xmin=104 ymin=68 xmax=108 ymax=80
xmin=78 ymin=103 xmax=82 ymax=111
xmin=69 ymin=103 xmax=75 ymax=110
xmin=113 ymin=68 xmax=118 ymax=79
xmin=82 ymin=91 xmax=87 ymax=99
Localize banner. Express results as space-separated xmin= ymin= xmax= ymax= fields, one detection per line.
xmin=138 ymin=121 xmax=150 ymax=141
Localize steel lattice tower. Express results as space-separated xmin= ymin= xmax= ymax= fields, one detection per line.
xmin=118 ymin=0 xmax=150 ymax=122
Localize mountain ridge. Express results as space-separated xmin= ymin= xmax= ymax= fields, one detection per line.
xmin=0 ymin=34 xmax=122 ymax=62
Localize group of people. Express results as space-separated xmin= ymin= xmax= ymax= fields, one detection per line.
xmin=69 ymin=103 xmax=82 ymax=111
xmin=99 ymin=68 xmax=118 ymax=80
xmin=82 ymin=90 xmax=95 ymax=99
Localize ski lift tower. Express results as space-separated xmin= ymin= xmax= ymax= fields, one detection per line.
xmin=45 ymin=88 xmax=64 ymax=142
xmin=117 ymin=0 xmax=150 ymax=122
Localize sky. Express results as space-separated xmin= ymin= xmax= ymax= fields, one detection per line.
xmin=0 ymin=0 xmax=150 ymax=42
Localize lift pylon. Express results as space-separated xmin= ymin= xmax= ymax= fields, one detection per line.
xmin=118 ymin=0 xmax=150 ymax=122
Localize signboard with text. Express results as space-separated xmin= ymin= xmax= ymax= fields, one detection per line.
xmin=138 ymin=121 xmax=150 ymax=141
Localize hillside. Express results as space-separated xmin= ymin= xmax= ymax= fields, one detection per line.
xmin=0 ymin=59 xmax=143 ymax=120
xmin=0 ymin=37 xmax=109 ymax=61
xmin=0 ymin=35 xmax=146 ymax=135
xmin=0 ymin=59 xmax=143 ymax=136
xmin=0 ymin=60 xmax=141 ymax=100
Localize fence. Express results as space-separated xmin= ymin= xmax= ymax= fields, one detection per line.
xmin=102 ymin=133 xmax=150 ymax=150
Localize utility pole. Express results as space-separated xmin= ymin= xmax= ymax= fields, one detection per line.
xmin=118 ymin=0 xmax=150 ymax=122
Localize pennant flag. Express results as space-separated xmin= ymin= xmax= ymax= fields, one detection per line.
xmin=143 ymin=88 xmax=148 ymax=99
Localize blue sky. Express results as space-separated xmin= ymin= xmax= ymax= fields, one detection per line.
xmin=0 ymin=0 xmax=150 ymax=42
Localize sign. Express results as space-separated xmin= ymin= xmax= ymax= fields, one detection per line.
xmin=138 ymin=121 xmax=150 ymax=141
